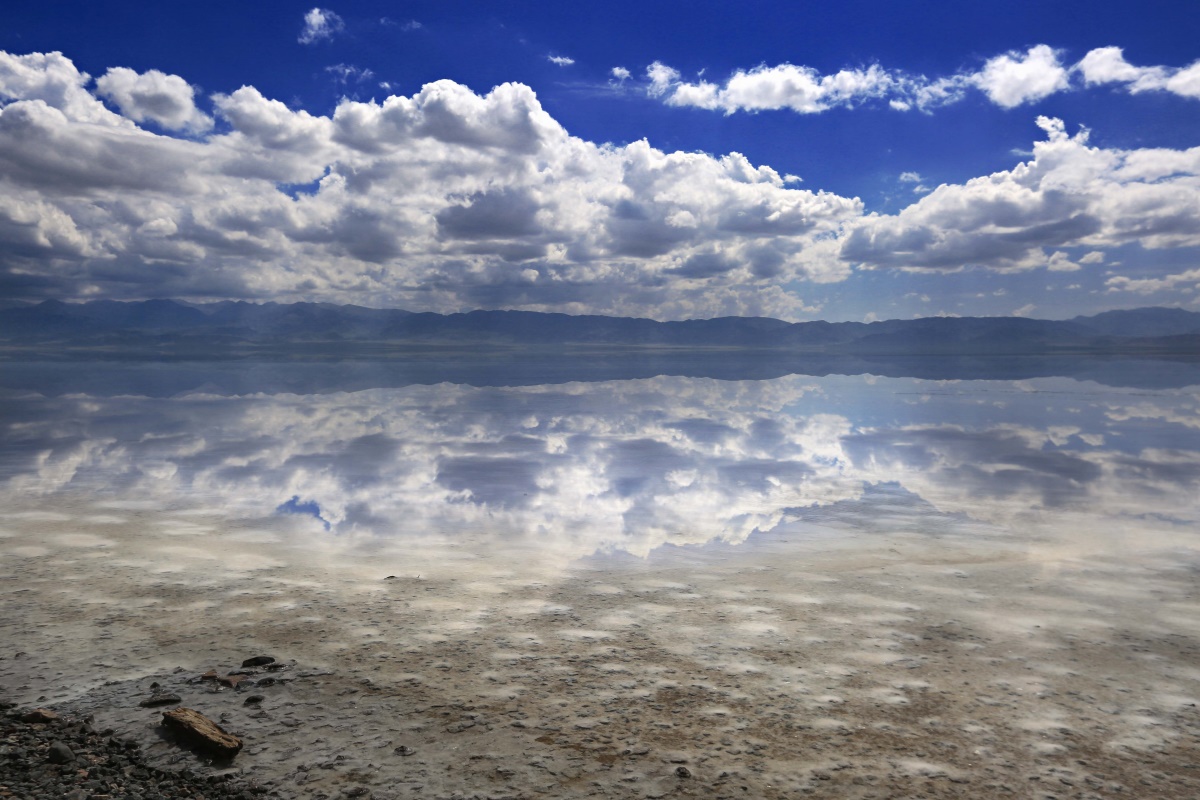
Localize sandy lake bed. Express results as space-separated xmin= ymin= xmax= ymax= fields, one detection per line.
xmin=4 ymin=490 xmax=1200 ymax=800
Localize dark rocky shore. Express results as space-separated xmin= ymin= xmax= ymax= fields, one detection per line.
xmin=0 ymin=703 xmax=280 ymax=800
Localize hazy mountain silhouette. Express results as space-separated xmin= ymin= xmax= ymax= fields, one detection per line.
xmin=1 ymin=299 xmax=1199 ymax=355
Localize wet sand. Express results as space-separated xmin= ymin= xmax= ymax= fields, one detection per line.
xmin=3 ymin=496 xmax=1200 ymax=799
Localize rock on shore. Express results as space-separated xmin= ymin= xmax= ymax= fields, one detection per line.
xmin=161 ymin=707 xmax=244 ymax=759
xmin=0 ymin=703 xmax=275 ymax=799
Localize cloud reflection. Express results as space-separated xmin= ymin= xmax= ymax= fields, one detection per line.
xmin=1 ymin=373 xmax=1198 ymax=565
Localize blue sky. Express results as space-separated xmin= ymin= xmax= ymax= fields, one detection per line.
xmin=1 ymin=1 xmax=1198 ymax=321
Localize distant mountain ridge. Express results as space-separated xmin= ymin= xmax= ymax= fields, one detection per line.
xmin=1 ymin=299 xmax=1199 ymax=355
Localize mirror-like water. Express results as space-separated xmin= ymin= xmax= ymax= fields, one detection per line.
xmin=3 ymin=359 xmax=1199 ymax=798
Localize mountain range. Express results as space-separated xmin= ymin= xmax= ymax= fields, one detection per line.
xmin=1 ymin=299 xmax=1199 ymax=355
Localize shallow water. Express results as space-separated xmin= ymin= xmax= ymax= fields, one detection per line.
xmin=2 ymin=359 xmax=1199 ymax=798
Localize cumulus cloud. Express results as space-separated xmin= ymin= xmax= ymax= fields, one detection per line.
xmin=1077 ymin=46 xmax=1200 ymax=99
xmin=971 ymin=45 xmax=1069 ymax=108
xmin=645 ymin=53 xmax=1037 ymax=114
xmin=648 ymin=61 xmax=895 ymax=114
xmin=839 ymin=116 xmax=1200 ymax=273
xmin=299 ymin=8 xmax=344 ymax=44
xmin=0 ymin=50 xmax=128 ymax=126
xmin=2 ymin=49 xmax=1200 ymax=316
xmin=1077 ymin=47 xmax=1163 ymax=89
xmin=1169 ymin=63 xmax=1200 ymax=99
xmin=0 ymin=50 xmax=862 ymax=318
xmin=641 ymin=45 xmax=1200 ymax=116
xmin=95 ymin=67 xmax=212 ymax=132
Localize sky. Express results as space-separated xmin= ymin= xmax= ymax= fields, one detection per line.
xmin=1 ymin=1 xmax=1198 ymax=322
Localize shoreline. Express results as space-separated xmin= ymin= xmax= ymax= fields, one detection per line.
xmin=0 ymin=704 xmax=277 ymax=799
xmin=5 ymin=516 xmax=1200 ymax=799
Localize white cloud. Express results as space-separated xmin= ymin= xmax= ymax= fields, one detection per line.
xmin=325 ymin=64 xmax=374 ymax=84
xmin=971 ymin=45 xmax=1070 ymax=108
xmin=905 ymin=75 xmax=972 ymax=111
xmin=649 ymin=61 xmax=895 ymax=114
xmin=548 ymin=55 xmax=575 ymax=67
xmin=299 ymin=8 xmax=345 ymax=45
xmin=3 ymin=49 xmax=1200 ymax=318
xmin=646 ymin=62 xmax=680 ymax=97
xmin=95 ymin=67 xmax=212 ymax=132
xmin=0 ymin=50 xmax=861 ymax=318
xmin=1045 ymin=251 xmax=1081 ymax=272
xmin=1106 ymin=268 xmax=1200 ymax=295
xmin=1012 ymin=303 xmax=1036 ymax=316
xmin=897 ymin=171 xmax=932 ymax=194
xmin=610 ymin=66 xmax=631 ymax=81
xmin=0 ymin=50 xmax=127 ymax=126
xmin=1077 ymin=46 xmax=1200 ymax=99
xmin=640 ymin=45 xmax=1200 ymax=117
xmin=1077 ymin=46 xmax=1161 ymax=88
xmin=1166 ymin=62 xmax=1200 ymax=99
xmin=840 ymin=116 xmax=1200 ymax=274
xmin=636 ymin=52 xmax=1011 ymax=115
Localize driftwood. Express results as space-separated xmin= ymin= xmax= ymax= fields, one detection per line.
xmin=161 ymin=707 xmax=243 ymax=758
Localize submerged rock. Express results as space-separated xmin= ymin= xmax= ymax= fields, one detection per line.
xmin=161 ymin=707 xmax=243 ymax=758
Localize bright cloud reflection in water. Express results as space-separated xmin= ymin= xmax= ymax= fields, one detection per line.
xmin=2 ymin=370 xmax=1199 ymax=575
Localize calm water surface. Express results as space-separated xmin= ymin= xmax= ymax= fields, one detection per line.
xmin=2 ymin=359 xmax=1197 ymax=565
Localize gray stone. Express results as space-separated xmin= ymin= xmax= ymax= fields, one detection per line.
xmin=47 ymin=741 xmax=75 ymax=764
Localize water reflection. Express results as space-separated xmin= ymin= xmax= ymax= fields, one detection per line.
xmin=3 ymin=362 xmax=1198 ymax=568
